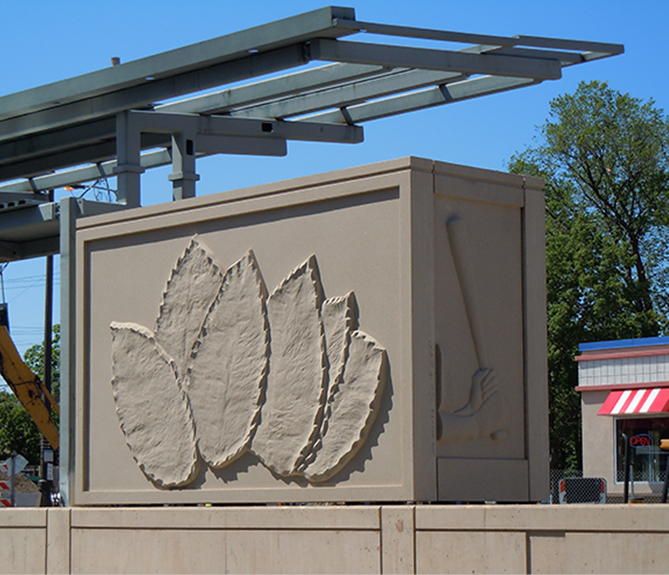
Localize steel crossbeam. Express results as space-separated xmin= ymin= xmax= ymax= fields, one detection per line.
xmin=112 ymin=110 xmax=363 ymax=205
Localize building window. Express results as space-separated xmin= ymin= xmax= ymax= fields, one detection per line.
xmin=615 ymin=417 xmax=669 ymax=483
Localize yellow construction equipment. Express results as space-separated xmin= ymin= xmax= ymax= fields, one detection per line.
xmin=0 ymin=325 xmax=59 ymax=449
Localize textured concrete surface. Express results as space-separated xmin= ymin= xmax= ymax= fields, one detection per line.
xmin=252 ymin=256 xmax=327 ymax=476
xmin=110 ymin=323 xmax=198 ymax=487
xmin=3 ymin=505 xmax=669 ymax=574
xmin=305 ymin=330 xmax=387 ymax=481
xmin=187 ymin=250 xmax=269 ymax=468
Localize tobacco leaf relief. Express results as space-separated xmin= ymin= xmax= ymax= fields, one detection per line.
xmin=250 ymin=255 xmax=328 ymax=476
xmin=111 ymin=239 xmax=389 ymax=488
xmin=187 ymin=250 xmax=269 ymax=468
xmin=110 ymin=322 xmax=198 ymax=488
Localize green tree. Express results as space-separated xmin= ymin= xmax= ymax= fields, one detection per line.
xmin=0 ymin=325 xmax=60 ymax=464
xmin=24 ymin=324 xmax=60 ymax=400
xmin=0 ymin=391 xmax=42 ymax=464
xmin=510 ymin=81 xmax=669 ymax=469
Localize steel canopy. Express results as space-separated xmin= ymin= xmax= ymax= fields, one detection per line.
xmin=0 ymin=5 xmax=623 ymax=203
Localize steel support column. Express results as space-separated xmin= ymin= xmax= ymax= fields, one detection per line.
xmin=58 ymin=196 xmax=78 ymax=506
xmin=169 ymin=131 xmax=199 ymax=201
xmin=114 ymin=111 xmax=143 ymax=208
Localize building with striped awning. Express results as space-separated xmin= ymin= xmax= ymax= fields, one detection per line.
xmin=577 ymin=337 xmax=669 ymax=501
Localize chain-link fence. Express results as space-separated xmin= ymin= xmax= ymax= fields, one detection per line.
xmin=550 ymin=469 xmax=664 ymax=504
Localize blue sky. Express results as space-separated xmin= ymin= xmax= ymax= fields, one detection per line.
xmin=1 ymin=0 xmax=667 ymax=355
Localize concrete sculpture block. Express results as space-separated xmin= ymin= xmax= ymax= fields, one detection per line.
xmin=75 ymin=157 xmax=548 ymax=504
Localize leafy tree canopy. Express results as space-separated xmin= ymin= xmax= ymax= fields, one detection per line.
xmin=510 ymin=81 xmax=669 ymax=469
xmin=24 ymin=323 xmax=60 ymax=400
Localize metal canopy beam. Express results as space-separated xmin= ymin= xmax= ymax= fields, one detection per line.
xmin=308 ymin=39 xmax=562 ymax=80
xmin=113 ymin=110 xmax=363 ymax=205
xmin=0 ymin=6 xmax=355 ymax=122
xmin=304 ymin=75 xmax=538 ymax=124
xmin=226 ymin=68 xmax=467 ymax=120
xmin=0 ymin=5 xmax=623 ymax=199
xmin=331 ymin=18 xmax=625 ymax=55
xmin=0 ymin=44 xmax=311 ymax=143
xmin=159 ymin=62 xmax=388 ymax=115
xmin=0 ymin=113 xmax=361 ymax=184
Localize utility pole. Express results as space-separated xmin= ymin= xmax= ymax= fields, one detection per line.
xmin=39 ymin=190 xmax=55 ymax=507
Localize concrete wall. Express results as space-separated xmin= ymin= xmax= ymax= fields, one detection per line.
xmin=72 ymin=157 xmax=548 ymax=505
xmin=2 ymin=505 xmax=668 ymax=574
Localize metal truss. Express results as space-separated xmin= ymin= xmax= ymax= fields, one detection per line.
xmin=0 ymin=6 xmax=623 ymax=203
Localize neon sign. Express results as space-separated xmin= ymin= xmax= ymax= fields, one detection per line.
xmin=629 ymin=433 xmax=652 ymax=448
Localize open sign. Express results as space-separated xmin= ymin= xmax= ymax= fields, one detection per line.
xmin=629 ymin=433 xmax=652 ymax=448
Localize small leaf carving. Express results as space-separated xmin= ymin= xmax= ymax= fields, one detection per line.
xmin=110 ymin=322 xmax=198 ymax=488
xmin=299 ymin=292 xmax=358 ymax=471
xmin=250 ymin=255 xmax=328 ymax=476
xmin=155 ymin=237 xmax=223 ymax=373
xmin=304 ymin=330 xmax=387 ymax=482
xmin=187 ymin=250 xmax=269 ymax=468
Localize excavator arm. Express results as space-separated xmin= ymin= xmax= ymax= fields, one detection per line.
xmin=0 ymin=325 xmax=59 ymax=449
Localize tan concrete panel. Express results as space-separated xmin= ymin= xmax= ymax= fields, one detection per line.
xmin=74 ymin=157 xmax=544 ymax=505
xmin=416 ymin=505 xmax=486 ymax=530
xmin=528 ymin=531 xmax=566 ymax=574
xmin=484 ymin=504 xmax=669 ymax=532
xmin=76 ymin=180 xmax=409 ymax=504
xmin=433 ymin=191 xmax=526 ymax=463
xmin=0 ymin=508 xmax=46 ymax=527
xmin=71 ymin=528 xmax=229 ymax=574
xmin=522 ymin=187 xmax=549 ymax=502
xmin=416 ymin=531 xmax=525 ymax=574
xmin=438 ymin=459 xmax=528 ymax=502
xmin=71 ymin=505 xmax=381 ymax=530
xmin=46 ymin=508 xmax=71 ymax=575
xmin=225 ymin=529 xmax=380 ymax=574
xmin=0 ymin=527 xmax=46 ymax=574
xmin=564 ymin=531 xmax=669 ymax=574
xmin=381 ymin=506 xmax=415 ymax=574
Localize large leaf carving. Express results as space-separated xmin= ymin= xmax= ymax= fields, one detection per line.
xmin=187 ymin=250 xmax=269 ymax=468
xmin=250 ymin=255 xmax=328 ymax=476
xmin=110 ymin=322 xmax=198 ymax=487
xmin=155 ymin=237 xmax=223 ymax=373
xmin=304 ymin=330 xmax=387 ymax=482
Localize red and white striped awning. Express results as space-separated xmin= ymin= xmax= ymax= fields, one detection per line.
xmin=598 ymin=388 xmax=669 ymax=416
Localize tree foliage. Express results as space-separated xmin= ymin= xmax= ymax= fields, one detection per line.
xmin=0 ymin=325 xmax=60 ymax=464
xmin=24 ymin=323 xmax=60 ymax=400
xmin=510 ymin=81 xmax=669 ymax=469
xmin=0 ymin=391 xmax=42 ymax=464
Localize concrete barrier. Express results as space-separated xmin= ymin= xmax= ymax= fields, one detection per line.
xmin=1 ymin=504 xmax=668 ymax=574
